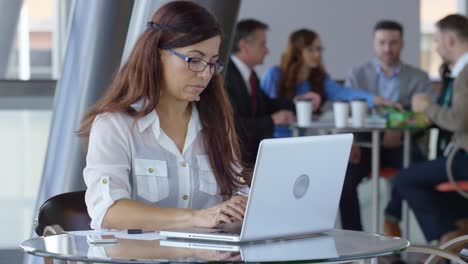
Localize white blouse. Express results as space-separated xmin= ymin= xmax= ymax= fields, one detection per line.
xmin=83 ymin=102 xmax=227 ymax=229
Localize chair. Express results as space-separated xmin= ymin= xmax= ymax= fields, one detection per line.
xmin=367 ymin=167 xmax=399 ymax=179
xmin=34 ymin=190 xmax=91 ymax=236
xmin=407 ymin=235 xmax=468 ymax=264
xmin=427 ymin=127 xmax=468 ymax=197
xmin=436 ymin=181 xmax=468 ymax=192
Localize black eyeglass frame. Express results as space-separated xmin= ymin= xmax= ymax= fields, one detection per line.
xmin=163 ymin=48 xmax=224 ymax=75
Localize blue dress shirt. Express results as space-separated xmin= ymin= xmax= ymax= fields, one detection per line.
xmin=374 ymin=59 xmax=401 ymax=103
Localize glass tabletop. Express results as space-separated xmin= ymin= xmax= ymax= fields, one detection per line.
xmin=20 ymin=229 xmax=409 ymax=263
xmin=291 ymin=118 xmax=426 ymax=132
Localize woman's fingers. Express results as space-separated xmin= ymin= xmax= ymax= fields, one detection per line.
xmin=218 ymin=204 xmax=244 ymax=221
xmin=205 ymin=195 xmax=249 ymax=226
xmin=230 ymin=195 xmax=248 ymax=206
xmin=215 ymin=209 xmax=232 ymax=224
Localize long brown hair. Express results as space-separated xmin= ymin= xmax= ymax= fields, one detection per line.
xmin=78 ymin=1 xmax=246 ymax=195
xmin=278 ymin=29 xmax=326 ymax=100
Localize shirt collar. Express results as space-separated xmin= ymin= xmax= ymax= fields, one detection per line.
xmin=187 ymin=104 xmax=202 ymax=134
xmin=130 ymin=99 xmax=158 ymax=133
xmin=130 ymin=100 xmax=202 ymax=139
xmin=231 ymin=55 xmax=252 ymax=85
xmin=373 ymin=58 xmax=401 ymax=78
xmin=451 ymin=52 xmax=468 ymax=78
xmin=182 ymin=104 xmax=202 ymax=153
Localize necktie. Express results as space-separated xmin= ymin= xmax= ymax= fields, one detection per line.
xmin=249 ymin=71 xmax=257 ymax=116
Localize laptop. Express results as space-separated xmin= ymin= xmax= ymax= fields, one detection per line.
xmin=160 ymin=134 xmax=353 ymax=242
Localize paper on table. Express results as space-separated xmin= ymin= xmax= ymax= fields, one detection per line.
xmin=69 ymin=230 xmax=164 ymax=240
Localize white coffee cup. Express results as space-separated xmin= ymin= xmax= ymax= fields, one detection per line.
xmin=295 ymin=99 xmax=313 ymax=127
xmin=333 ymin=101 xmax=350 ymax=128
xmin=350 ymin=99 xmax=367 ymax=127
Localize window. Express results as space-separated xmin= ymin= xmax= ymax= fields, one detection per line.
xmin=420 ymin=0 xmax=466 ymax=78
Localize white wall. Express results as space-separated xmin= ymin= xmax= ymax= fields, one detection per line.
xmin=238 ymin=0 xmax=420 ymax=80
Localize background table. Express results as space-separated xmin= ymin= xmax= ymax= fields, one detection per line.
xmin=20 ymin=229 xmax=409 ymax=263
xmin=292 ymin=119 xmax=420 ymax=237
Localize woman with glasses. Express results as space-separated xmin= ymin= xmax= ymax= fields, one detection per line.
xmin=261 ymin=29 xmax=390 ymax=138
xmin=78 ymin=1 xmax=248 ymax=231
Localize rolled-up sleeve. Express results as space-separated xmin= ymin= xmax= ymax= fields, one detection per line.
xmin=83 ymin=113 xmax=132 ymax=229
xmin=324 ymin=76 xmax=375 ymax=108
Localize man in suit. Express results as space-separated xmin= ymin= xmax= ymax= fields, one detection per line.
xmin=224 ymin=19 xmax=320 ymax=166
xmin=346 ymin=20 xmax=434 ymax=108
xmin=340 ymin=20 xmax=435 ymax=233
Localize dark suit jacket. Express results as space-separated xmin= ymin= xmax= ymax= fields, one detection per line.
xmin=224 ymin=58 xmax=294 ymax=165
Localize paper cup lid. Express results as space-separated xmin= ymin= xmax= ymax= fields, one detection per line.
xmin=333 ymin=100 xmax=348 ymax=103
xmin=352 ymin=98 xmax=367 ymax=102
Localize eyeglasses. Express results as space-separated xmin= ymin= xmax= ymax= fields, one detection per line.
xmin=163 ymin=48 xmax=224 ymax=75
xmin=305 ymin=46 xmax=324 ymax=53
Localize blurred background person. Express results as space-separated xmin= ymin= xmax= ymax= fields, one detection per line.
xmin=342 ymin=20 xmax=435 ymax=233
xmin=391 ymin=14 xmax=468 ymax=244
xmin=260 ymin=29 xmax=389 ymax=138
xmin=225 ymin=21 xmax=320 ymax=166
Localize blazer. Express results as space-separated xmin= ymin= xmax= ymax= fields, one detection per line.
xmin=426 ymin=64 xmax=468 ymax=152
xmin=345 ymin=60 xmax=435 ymax=108
xmin=224 ymin=58 xmax=294 ymax=164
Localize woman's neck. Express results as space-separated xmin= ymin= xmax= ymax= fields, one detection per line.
xmin=156 ymin=94 xmax=191 ymax=123
xmin=156 ymin=94 xmax=192 ymax=154
xmin=298 ymin=65 xmax=310 ymax=83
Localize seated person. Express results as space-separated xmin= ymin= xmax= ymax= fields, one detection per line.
xmin=434 ymin=63 xmax=455 ymax=157
xmin=260 ymin=28 xmax=389 ymax=138
xmin=342 ymin=20 xmax=435 ymax=232
xmin=388 ymin=14 xmax=468 ymax=243
xmin=79 ymin=1 xmax=248 ymax=230
xmin=383 ymin=65 xmax=456 ymax=237
xmin=225 ymin=20 xmax=320 ymax=166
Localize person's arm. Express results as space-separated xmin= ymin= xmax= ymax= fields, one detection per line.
xmin=104 ymin=196 xmax=247 ymax=231
xmin=415 ymin=71 xmax=437 ymax=102
xmin=324 ymin=75 xmax=375 ymax=107
xmin=103 ymin=200 xmax=195 ymax=230
xmin=84 ymin=114 xmax=196 ymax=230
xmin=260 ymin=66 xmax=280 ymax=98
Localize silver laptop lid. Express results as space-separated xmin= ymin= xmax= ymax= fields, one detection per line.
xmin=240 ymin=134 xmax=352 ymax=241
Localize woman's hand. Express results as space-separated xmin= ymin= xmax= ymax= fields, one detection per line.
xmin=349 ymin=144 xmax=361 ymax=164
xmin=412 ymin=93 xmax=431 ymax=113
xmin=192 ymin=195 xmax=248 ymax=228
xmin=382 ymin=131 xmax=402 ymax=148
xmin=373 ymin=96 xmax=403 ymax=111
xmin=295 ymin=92 xmax=322 ymax=111
xmin=271 ymin=110 xmax=295 ymax=125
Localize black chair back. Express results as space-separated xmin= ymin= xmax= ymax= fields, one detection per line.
xmin=35 ymin=190 xmax=91 ymax=235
